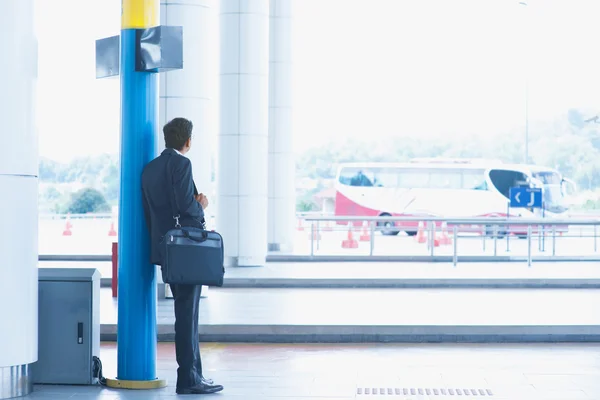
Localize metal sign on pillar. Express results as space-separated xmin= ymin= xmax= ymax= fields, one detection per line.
xmin=95 ymin=0 xmax=183 ymax=389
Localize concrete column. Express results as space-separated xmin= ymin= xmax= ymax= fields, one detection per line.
xmin=218 ymin=0 xmax=270 ymax=267
xmin=0 ymin=0 xmax=38 ymax=398
xmin=159 ymin=0 xmax=218 ymax=198
xmin=268 ymin=0 xmax=295 ymax=252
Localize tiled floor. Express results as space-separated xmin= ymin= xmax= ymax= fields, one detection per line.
xmin=30 ymin=342 xmax=600 ymax=399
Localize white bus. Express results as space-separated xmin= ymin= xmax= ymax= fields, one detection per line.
xmin=334 ymin=159 xmax=576 ymax=236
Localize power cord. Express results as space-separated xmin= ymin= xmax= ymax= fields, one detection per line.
xmin=92 ymin=356 xmax=107 ymax=386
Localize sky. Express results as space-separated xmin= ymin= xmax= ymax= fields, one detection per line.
xmin=34 ymin=0 xmax=600 ymax=162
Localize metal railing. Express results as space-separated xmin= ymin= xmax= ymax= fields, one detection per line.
xmin=39 ymin=211 xmax=333 ymax=221
xmin=38 ymin=214 xmax=600 ymax=266
xmin=301 ymin=216 xmax=600 ymax=266
xmin=39 ymin=213 xmax=114 ymax=220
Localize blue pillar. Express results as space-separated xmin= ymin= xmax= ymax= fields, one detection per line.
xmin=95 ymin=0 xmax=182 ymax=387
xmin=116 ymin=0 xmax=162 ymax=384
xmin=117 ymin=26 xmax=159 ymax=383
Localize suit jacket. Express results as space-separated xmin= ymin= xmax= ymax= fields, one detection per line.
xmin=141 ymin=148 xmax=205 ymax=265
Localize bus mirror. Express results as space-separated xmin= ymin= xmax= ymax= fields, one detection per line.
xmin=561 ymin=178 xmax=577 ymax=195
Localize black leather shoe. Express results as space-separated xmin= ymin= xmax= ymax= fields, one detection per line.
xmin=201 ymin=376 xmax=214 ymax=385
xmin=176 ymin=383 xmax=224 ymax=395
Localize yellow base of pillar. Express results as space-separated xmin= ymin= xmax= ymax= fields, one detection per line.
xmin=105 ymin=378 xmax=167 ymax=390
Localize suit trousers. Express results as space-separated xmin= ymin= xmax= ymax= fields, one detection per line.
xmin=170 ymin=283 xmax=203 ymax=388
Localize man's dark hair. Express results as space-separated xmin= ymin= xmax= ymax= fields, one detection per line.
xmin=164 ymin=118 xmax=193 ymax=150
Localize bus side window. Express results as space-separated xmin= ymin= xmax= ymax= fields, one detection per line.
xmin=462 ymin=170 xmax=487 ymax=190
xmin=429 ymin=171 xmax=461 ymax=189
xmin=339 ymin=168 xmax=374 ymax=187
xmin=373 ymin=168 xmax=398 ymax=188
xmin=350 ymin=171 xmax=374 ymax=187
xmin=473 ymin=181 xmax=487 ymax=190
xmin=338 ymin=175 xmax=351 ymax=185
xmin=398 ymin=171 xmax=429 ymax=188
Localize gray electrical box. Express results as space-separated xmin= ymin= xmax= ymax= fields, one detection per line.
xmin=34 ymin=268 xmax=101 ymax=385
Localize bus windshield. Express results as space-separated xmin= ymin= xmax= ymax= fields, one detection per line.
xmin=488 ymin=169 xmax=529 ymax=198
xmin=532 ymin=171 xmax=567 ymax=213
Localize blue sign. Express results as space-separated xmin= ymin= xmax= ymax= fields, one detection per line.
xmin=509 ymin=187 xmax=542 ymax=208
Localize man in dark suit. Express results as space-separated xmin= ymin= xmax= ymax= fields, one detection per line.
xmin=141 ymin=117 xmax=223 ymax=395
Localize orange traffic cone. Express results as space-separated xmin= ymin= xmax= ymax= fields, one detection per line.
xmin=108 ymin=221 xmax=117 ymax=237
xmin=308 ymin=231 xmax=321 ymax=240
xmin=439 ymin=222 xmax=452 ymax=245
xmin=431 ymin=224 xmax=440 ymax=247
xmin=359 ymin=221 xmax=371 ymax=242
xmin=415 ymin=221 xmax=427 ymax=243
xmin=308 ymin=224 xmax=321 ymax=240
xmin=342 ymin=226 xmax=359 ymax=248
xmin=62 ymin=214 xmax=72 ymax=236
xmin=322 ymin=220 xmax=333 ymax=232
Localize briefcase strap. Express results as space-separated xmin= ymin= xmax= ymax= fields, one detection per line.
xmin=165 ymin=154 xmax=207 ymax=230
xmin=165 ymin=156 xmax=182 ymax=228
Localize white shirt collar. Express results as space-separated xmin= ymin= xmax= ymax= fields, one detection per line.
xmin=174 ymin=149 xmax=183 ymax=156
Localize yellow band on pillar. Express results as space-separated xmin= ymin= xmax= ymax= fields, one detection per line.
xmin=106 ymin=378 xmax=167 ymax=390
xmin=122 ymin=0 xmax=159 ymax=29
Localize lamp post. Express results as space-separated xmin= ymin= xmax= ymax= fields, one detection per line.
xmin=520 ymin=1 xmax=529 ymax=163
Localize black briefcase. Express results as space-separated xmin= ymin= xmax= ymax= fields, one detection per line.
xmin=161 ymin=226 xmax=225 ymax=287
xmin=160 ymin=156 xmax=225 ymax=287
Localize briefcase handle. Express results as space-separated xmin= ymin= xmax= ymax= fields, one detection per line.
xmin=181 ymin=229 xmax=209 ymax=243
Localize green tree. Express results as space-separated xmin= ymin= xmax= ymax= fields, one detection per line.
xmin=39 ymin=158 xmax=66 ymax=182
xmin=296 ymin=199 xmax=317 ymax=212
xmin=66 ymin=188 xmax=111 ymax=214
xmin=103 ymin=164 xmax=120 ymax=204
xmin=41 ymin=186 xmax=61 ymax=201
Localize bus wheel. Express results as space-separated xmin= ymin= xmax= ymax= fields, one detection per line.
xmin=377 ymin=213 xmax=399 ymax=236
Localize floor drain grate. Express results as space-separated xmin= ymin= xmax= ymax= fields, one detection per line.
xmin=357 ymin=387 xmax=494 ymax=396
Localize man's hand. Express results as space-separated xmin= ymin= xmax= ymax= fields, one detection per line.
xmin=195 ymin=193 xmax=209 ymax=210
